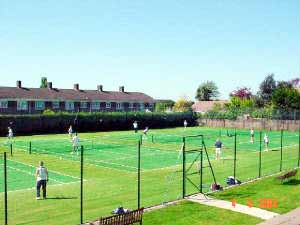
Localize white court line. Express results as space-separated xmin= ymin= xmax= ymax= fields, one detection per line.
xmin=8 ymin=159 xmax=82 ymax=180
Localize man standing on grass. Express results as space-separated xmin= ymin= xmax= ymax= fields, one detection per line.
xmin=36 ymin=161 xmax=48 ymax=200
xmin=7 ymin=127 xmax=13 ymax=143
xmin=250 ymin=128 xmax=254 ymax=143
xmin=68 ymin=125 xmax=73 ymax=139
xmin=264 ymin=133 xmax=269 ymax=151
xmin=183 ymin=120 xmax=188 ymax=130
xmin=72 ymin=132 xmax=79 ymax=155
xmin=133 ymin=121 xmax=138 ymax=133
xmin=215 ymin=139 xmax=222 ymax=160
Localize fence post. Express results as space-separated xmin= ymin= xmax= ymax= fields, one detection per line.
xmin=10 ymin=144 xmax=12 ymax=157
xmin=29 ymin=142 xmax=32 ymax=154
xmin=259 ymin=131 xmax=262 ymax=178
xmin=200 ymin=149 xmax=203 ymax=193
xmin=4 ymin=152 xmax=8 ymax=225
xmin=151 ymin=134 xmax=154 ymax=143
xmin=140 ymin=135 xmax=143 ymax=145
xmin=280 ymin=129 xmax=283 ymax=172
xmin=233 ymin=132 xmax=237 ymax=179
xmin=137 ymin=141 xmax=141 ymax=209
xmin=80 ymin=145 xmax=84 ymax=224
xmin=182 ymin=137 xmax=186 ymax=198
xmin=298 ymin=127 xmax=300 ymax=167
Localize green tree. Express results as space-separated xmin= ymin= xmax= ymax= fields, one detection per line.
xmin=196 ymin=81 xmax=219 ymax=101
xmin=155 ymin=100 xmax=175 ymax=112
xmin=173 ymin=97 xmax=194 ymax=112
xmin=272 ymin=87 xmax=300 ymax=110
xmin=257 ymin=74 xmax=277 ymax=105
xmin=40 ymin=77 xmax=48 ymax=88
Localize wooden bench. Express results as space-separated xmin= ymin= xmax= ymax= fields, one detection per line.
xmin=277 ymin=170 xmax=297 ymax=183
xmin=85 ymin=208 xmax=144 ymax=225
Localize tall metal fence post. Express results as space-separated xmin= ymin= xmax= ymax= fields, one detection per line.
xmin=182 ymin=137 xmax=186 ymax=198
xmin=4 ymin=152 xmax=8 ymax=225
xmin=200 ymin=149 xmax=203 ymax=193
xmin=233 ymin=132 xmax=237 ymax=179
xmin=10 ymin=144 xmax=12 ymax=157
xmin=137 ymin=141 xmax=141 ymax=209
xmin=29 ymin=141 xmax=32 ymax=154
xmin=80 ymin=145 xmax=84 ymax=224
xmin=280 ymin=129 xmax=283 ymax=172
xmin=259 ymin=131 xmax=262 ymax=178
xmin=298 ymin=127 xmax=300 ymax=167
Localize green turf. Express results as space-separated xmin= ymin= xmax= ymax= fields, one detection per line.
xmin=143 ymin=201 xmax=263 ymax=225
xmin=0 ymin=126 xmax=298 ymax=224
xmin=210 ymin=169 xmax=300 ymax=214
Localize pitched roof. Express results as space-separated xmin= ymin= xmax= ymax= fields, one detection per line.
xmin=0 ymin=86 xmax=155 ymax=103
xmin=192 ymin=100 xmax=228 ymax=112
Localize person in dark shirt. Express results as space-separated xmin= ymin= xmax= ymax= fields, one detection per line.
xmin=215 ymin=139 xmax=222 ymax=160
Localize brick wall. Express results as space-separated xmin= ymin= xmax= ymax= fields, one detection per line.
xmin=198 ymin=118 xmax=300 ymax=131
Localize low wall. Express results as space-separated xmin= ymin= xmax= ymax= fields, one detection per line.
xmin=197 ymin=118 xmax=300 ymax=131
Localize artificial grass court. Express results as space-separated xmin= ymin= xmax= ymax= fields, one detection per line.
xmin=0 ymin=126 xmax=299 ymax=225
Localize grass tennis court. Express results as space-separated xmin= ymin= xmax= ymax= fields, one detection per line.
xmin=0 ymin=126 xmax=299 ymax=224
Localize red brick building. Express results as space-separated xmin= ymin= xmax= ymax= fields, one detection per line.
xmin=0 ymin=81 xmax=155 ymax=114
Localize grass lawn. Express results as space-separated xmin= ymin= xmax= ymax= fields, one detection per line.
xmin=0 ymin=126 xmax=298 ymax=224
xmin=210 ymin=169 xmax=300 ymax=214
xmin=143 ymin=201 xmax=263 ymax=225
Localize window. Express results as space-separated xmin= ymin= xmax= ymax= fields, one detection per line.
xmin=129 ymin=103 xmax=134 ymax=108
xmin=65 ymin=101 xmax=74 ymax=110
xmin=35 ymin=101 xmax=45 ymax=110
xmin=106 ymin=102 xmax=111 ymax=109
xmin=52 ymin=101 xmax=60 ymax=109
xmin=117 ymin=102 xmax=122 ymax=109
xmin=91 ymin=102 xmax=100 ymax=110
xmin=139 ymin=103 xmax=144 ymax=110
xmin=80 ymin=102 xmax=87 ymax=109
xmin=0 ymin=100 xmax=8 ymax=108
xmin=17 ymin=101 xmax=27 ymax=110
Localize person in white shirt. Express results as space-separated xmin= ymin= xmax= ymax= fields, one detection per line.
xmin=68 ymin=125 xmax=73 ymax=138
xmin=7 ymin=127 xmax=13 ymax=142
xmin=72 ymin=133 xmax=79 ymax=155
xmin=183 ymin=120 xmax=188 ymax=130
xmin=35 ymin=161 xmax=48 ymax=200
xmin=250 ymin=128 xmax=254 ymax=143
xmin=133 ymin=121 xmax=138 ymax=133
xmin=264 ymin=133 xmax=269 ymax=151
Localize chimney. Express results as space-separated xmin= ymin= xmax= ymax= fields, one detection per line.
xmin=74 ymin=83 xmax=79 ymax=91
xmin=97 ymin=85 xmax=103 ymax=92
xmin=16 ymin=80 xmax=22 ymax=88
xmin=119 ymin=86 xmax=124 ymax=92
xmin=47 ymin=82 xmax=53 ymax=89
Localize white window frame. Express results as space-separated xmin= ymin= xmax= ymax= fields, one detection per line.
xmin=0 ymin=100 xmax=8 ymax=109
xmin=52 ymin=101 xmax=60 ymax=109
xmin=17 ymin=100 xmax=28 ymax=110
xmin=91 ymin=102 xmax=100 ymax=110
xmin=129 ymin=102 xmax=134 ymax=109
xmin=116 ymin=102 xmax=122 ymax=109
xmin=35 ymin=101 xmax=45 ymax=110
xmin=80 ymin=101 xmax=88 ymax=109
xmin=106 ymin=102 xmax=111 ymax=109
xmin=65 ymin=101 xmax=74 ymax=111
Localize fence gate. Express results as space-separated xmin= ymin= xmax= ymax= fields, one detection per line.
xmin=182 ymin=135 xmax=217 ymax=197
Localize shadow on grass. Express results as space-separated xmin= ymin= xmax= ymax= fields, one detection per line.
xmin=282 ymin=179 xmax=300 ymax=185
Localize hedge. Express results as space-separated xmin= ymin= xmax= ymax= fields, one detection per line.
xmin=0 ymin=111 xmax=196 ymax=136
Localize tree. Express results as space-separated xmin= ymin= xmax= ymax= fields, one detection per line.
xmin=155 ymin=100 xmax=175 ymax=112
xmin=40 ymin=77 xmax=48 ymax=88
xmin=173 ymin=96 xmax=194 ymax=112
xmin=230 ymin=87 xmax=252 ymax=99
xmin=258 ymin=74 xmax=277 ymax=105
xmin=272 ymin=87 xmax=300 ymax=110
xmin=196 ymin=81 xmax=219 ymax=101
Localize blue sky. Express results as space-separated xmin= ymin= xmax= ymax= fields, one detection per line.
xmin=0 ymin=1 xmax=299 ymax=101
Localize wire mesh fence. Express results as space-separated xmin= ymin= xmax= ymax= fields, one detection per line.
xmin=0 ymin=127 xmax=299 ymax=224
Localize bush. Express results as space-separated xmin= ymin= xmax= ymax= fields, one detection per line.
xmin=0 ymin=111 xmax=197 ymax=136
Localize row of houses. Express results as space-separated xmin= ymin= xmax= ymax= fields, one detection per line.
xmin=0 ymin=81 xmax=155 ymax=114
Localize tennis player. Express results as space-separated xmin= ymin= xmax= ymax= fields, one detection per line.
xmin=68 ymin=125 xmax=73 ymax=138
xmin=133 ymin=121 xmax=138 ymax=133
xmin=7 ymin=127 xmax=13 ymax=142
xmin=215 ymin=139 xmax=222 ymax=160
xmin=72 ymin=133 xmax=79 ymax=155
xmin=250 ymin=128 xmax=254 ymax=143
xmin=264 ymin=133 xmax=269 ymax=151
xmin=35 ymin=161 xmax=48 ymax=200
xmin=183 ymin=120 xmax=188 ymax=130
